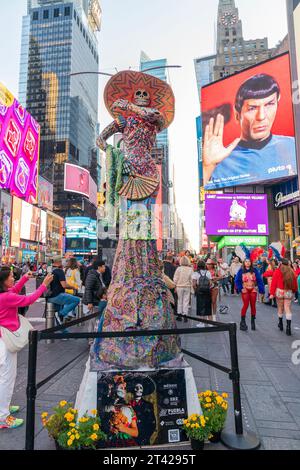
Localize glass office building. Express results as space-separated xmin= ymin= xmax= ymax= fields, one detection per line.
xmin=194 ymin=54 xmax=216 ymax=102
xmin=19 ymin=0 xmax=101 ymax=218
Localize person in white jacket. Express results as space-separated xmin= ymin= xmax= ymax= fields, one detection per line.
xmin=173 ymin=256 xmax=193 ymax=323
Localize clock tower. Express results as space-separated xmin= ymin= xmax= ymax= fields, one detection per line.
xmin=214 ymin=0 xmax=270 ymax=80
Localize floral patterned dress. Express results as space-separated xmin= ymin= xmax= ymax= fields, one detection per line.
xmin=91 ymin=112 xmax=183 ymax=370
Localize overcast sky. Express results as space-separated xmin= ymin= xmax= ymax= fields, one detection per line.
xmin=1 ymin=0 xmax=288 ymax=249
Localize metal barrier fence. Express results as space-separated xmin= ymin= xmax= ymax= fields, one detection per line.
xmin=25 ymin=311 xmax=260 ymax=451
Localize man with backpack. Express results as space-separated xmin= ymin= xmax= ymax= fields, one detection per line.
xmin=192 ymin=260 xmax=212 ymax=325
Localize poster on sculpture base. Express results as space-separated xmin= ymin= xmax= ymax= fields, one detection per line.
xmin=97 ymin=369 xmax=188 ymax=448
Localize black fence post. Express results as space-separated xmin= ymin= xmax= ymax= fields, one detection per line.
xmin=228 ymin=322 xmax=243 ymax=435
xmin=25 ymin=330 xmax=38 ymax=451
xmin=221 ymin=323 xmax=260 ymax=450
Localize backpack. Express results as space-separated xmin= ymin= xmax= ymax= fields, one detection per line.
xmin=196 ymin=272 xmax=211 ymax=294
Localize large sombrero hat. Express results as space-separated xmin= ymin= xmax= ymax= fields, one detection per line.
xmin=104 ymin=70 xmax=175 ymax=130
xmin=128 ymin=375 xmax=156 ymax=396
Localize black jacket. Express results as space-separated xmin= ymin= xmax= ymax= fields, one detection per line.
xmin=83 ymin=269 xmax=105 ymax=306
xmin=163 ymin=261 xmax=177 ymax=281
xmin=84 ymin=265 xmax=111 ymax=288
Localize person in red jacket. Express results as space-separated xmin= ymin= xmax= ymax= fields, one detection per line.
xmin=270 ymin=259 xmax=298 ymax=336
xmin=0 ymin=267 xmax=53 ymax=430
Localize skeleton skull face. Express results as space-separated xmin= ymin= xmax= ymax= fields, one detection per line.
xmin=133 ymin=89 xmax=150 ymax=107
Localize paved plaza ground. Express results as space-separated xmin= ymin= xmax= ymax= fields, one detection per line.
xmin=1 ymin=280 xmax=300 ymax=451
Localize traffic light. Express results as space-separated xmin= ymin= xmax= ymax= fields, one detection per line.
xmin=285 ymin=222 xmax=293 ymax=238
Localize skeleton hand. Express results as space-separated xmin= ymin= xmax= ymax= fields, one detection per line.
xmin=96 ymin=136 xmax=107 ymax=151
xmin=112 ymin=99 xmax=130 ymax=111
xmin=203 ymin=114 xmax=240 ymax=183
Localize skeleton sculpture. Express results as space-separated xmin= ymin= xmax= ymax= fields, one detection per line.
xmin=92 ymin=70 xmax=183 ymax=370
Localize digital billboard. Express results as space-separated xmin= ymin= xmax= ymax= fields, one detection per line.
xmin=0 ymin=83 xmax=40 ymax=201
xmin=201 ymin=53 xmax=297 ymax=189
xmin=38 ymin=176 xmax=53 ymax=211
xmin=65 ymin=217 xmax=97 ymax=254
xmin=205 ymin=194 xmax=269 ymax=236
xmin=10 ymin=196 xmax=22 ymax=247
xmin=64 ymin=163 xmax=90 ymax=198
xmin=0 ymin=191 xmax=11 ymax=248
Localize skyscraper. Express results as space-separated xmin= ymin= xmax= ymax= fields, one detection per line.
xmin=19 ymin=0 xmax=101 ymax=218
xmin=214 ymin=0 xmax=271 ymax=80
xmin=140 ymin=52 xmax=171 ymax=252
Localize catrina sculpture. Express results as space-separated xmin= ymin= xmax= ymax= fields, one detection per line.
xmin=92 ymin=70 xmax=184 ymax=370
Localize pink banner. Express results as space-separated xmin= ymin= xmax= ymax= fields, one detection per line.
xmin=64 ymin=163 xmax=90 ymax=198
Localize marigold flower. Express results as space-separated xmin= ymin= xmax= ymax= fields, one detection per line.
xmin=69 ymin=422 xmax=76 ymax=428
xmin=205 ymin=403 xmax=212 ymax=408
xmin=67 ymin=440 xmax=73 ymax=447
xmin=90 ymin=409 xmax=97 ymax=416
xmin=41 ymin=412 xmax=48 ymax=418
xmin=90 ymin=433 xmax=98 ymax=441
xmin=75 ymin=434 xmax=80 ymax=440
xmin=93 ymin=424 xmax=99 ymax=431
xmin=206 ymin=397 xmax=212 ymax=403
xmin=222 ymin=393 xmax=228 ymax=399
xmin=60 ymin=401 xmax=67 ymax=407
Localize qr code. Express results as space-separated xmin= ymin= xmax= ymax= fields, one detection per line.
xmin=168 ymin=429 xmax=180 ymax=443
xmin=257 ymin=224 xmax=266 ymax=233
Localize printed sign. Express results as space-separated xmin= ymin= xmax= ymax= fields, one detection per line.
xmin=97 ymin=369 xmax=188 ymax=448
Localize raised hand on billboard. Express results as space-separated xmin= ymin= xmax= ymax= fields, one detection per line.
xmin=203 ymin=114 xmax=240 ymax=184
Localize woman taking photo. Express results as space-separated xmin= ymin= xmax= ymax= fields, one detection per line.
xmin=235 ymin=259 xmax=265 ymax=332
xmin=269 ymin=259 xmax=298 ymax=336
xmin=0 ymin=267 xmax=53 ymax=430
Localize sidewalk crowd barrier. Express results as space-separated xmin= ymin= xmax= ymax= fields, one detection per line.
xmin=25 ymin=309 xmax=261 ymax=451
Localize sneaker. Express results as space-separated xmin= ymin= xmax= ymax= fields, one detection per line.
xmin=196 ymin=323 xmax=205 ymax=328
xmin=0 ymin=416 xmax=24 ymax=429
xmin=9 ymin=406 xmax=20 ymax=415
xmin=54 ymin=312 xmax=63 ymax=326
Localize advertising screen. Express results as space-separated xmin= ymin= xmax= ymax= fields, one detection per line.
xmin=201 ymin=53 xmax=297 ymax=189
xmin=38 ymin=176 xmax=53 ymax=211
xmin=0 ymin=83 xmax=40 ymax=201
xmin=64 ymin=163 xmax=90 ymax=198
xmin=65 ymin=217 xmax=97 ymax=239
xmin=89 ymin=175 xmax=98 ymax=207
xmin=10 ymin=196 xmax=22 ymax=247
xmin=47 ymin=212 xmax=64 ymax=254
xmin=205 ymin=194 xmax=269 ymax=236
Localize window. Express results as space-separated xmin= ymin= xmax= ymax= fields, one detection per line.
xmin=225 ymin=56 xmax=230 ymax=64
xmin=224 ymin=46 xmax=228 ymax=52
xmin=54 ymin=8 xmax=60 ymax=18
xmin=74 ymin=10 xmax=76 ymax=20
xmin=33 ymin=11 xmax=38 ymax=20
xmin=240 ymin=56 xmax=244 ymax=61
xmin=43 ymin=10 xmax=49 ymax=19
xmin=65 ymin=6 xmax=71 ymax=16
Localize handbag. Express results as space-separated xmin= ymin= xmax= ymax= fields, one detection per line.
xmin=0 ymin=315 xmax=34 ymax=353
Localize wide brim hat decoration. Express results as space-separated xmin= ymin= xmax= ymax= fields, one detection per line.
xmin=128 ymin=375 xmax=156 ymax=396
xmin=104 ymin=70 xmax=175 ymax=131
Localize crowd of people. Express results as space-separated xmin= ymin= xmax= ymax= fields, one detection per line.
xmin=0 ymin=249 xmax=299 ymax=431
xmin=163 ymin=250 xmax=300 ymax=335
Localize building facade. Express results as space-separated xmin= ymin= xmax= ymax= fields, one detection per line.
xmin=19 ymin=0 xmax=101 ymax=219
xmin=214 ymin=0 xmax=272 ymax=80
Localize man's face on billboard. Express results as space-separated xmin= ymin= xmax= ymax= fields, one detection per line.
xmin=236 ymin=92 xmax=279 ymax=142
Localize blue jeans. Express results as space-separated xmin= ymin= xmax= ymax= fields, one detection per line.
xmin=48 ymin=293 xmax=80 ymax=318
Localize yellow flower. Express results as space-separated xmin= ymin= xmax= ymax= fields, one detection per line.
xmin=205 ymin=403 xmax=212 ymax=408
xmin=90 ymin=433 xmax=98 ymax=441
xmin=79 ymin=417 xmax=89 ymax=423
xmin=206 ymin=397 xmax=212 ymax=403
xmin=41 ymin=412 xmax=48 ymax=418
xmin=67 ymin=432 xmax=71 ymax=437
xmin=195 ymin=423 xmax=200 ymax=429
xmin=222 ymin=393 xmax=228 ymax=399
xmin=75 ymin=434 xmax=80 ymax=440
xmin=93 ymin=424 xmax=99 ymax=431
xmin=64 ymin=413 xmax=75 ymax=422
xmin=60 ymin=401 xmax=67 ymax=407
xmin=69 ymin=422 xmax=76 ymax=428
xmin=90 ymin=409 xmax=97 ymax=416
xmin=186 ymin=423 xmax=190 ymax=428
xmin=67 ymin=439 xmax=73 ymax=447
xmin=205 ymin=391 xmax=212 ymax=397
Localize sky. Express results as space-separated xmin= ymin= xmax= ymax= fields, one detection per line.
xmin=0 ymin=0 xmax=288 ymax=250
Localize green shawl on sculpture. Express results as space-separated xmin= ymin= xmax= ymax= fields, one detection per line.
xmin=105 ymin=144 xmax=124 ymax=225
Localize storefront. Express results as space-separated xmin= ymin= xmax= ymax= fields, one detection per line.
xmin=46 ymin=211 xmax=64 ymax=260
xmin=217 ymin=235 xmax=268 ymax=259
xmin=272 ymin=179 xmax=300 ymax=244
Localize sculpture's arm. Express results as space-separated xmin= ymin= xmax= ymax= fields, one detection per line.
xmin=96 ymin=117 xmax=125 ymax=151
